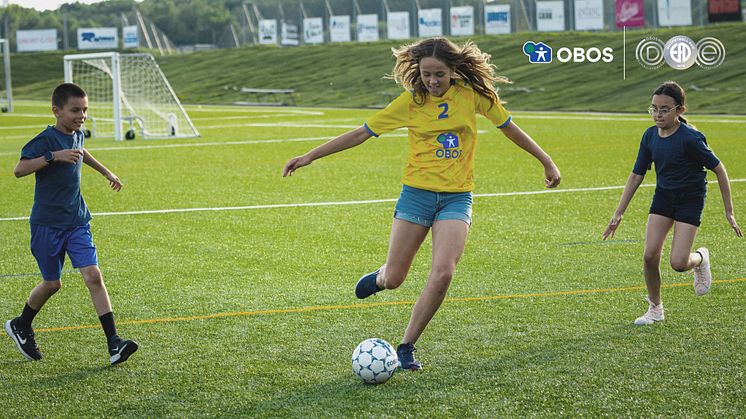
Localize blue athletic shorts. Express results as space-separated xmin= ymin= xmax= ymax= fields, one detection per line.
xmin=394 ymin=185 xmax=473 ymax=227
xmin=649 ymin=188 xmax=706 ymax=227
xmin=30 ymin=223 xmax=98 ymax=280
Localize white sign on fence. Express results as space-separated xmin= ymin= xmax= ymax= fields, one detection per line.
xmin=418 ymin=8 xmax=443 ymax=37
xmin=536 ymin=1 xmax=565 ymax=32
xmin=357 ymin=14 xmax=379 ymax=42
xmin=259 ymin=20 xmax=277 ymax=44
xmin=303 ymin=18 xmax=324 ymax=44
xmin=575 ymin=0 xmax=604 ymax=30
xmin=77 ymin=27 xmax=118 ymax=50
xmin=485 ymin=5 xmax=511 ymax=34
xmin=657 ymin=0 xmax=692 ymax=26
xmin=387 ymin=11 xmax=410 ymax=39
xmin=16 ymin=29 xmax=58 ymax=52
xmin=330 ymin=15 xmax=351 ymax=42
xmin=122 ymin=25 xmax=139 ymax=48
xmin=450 ymin=6 xmax=474 ymax=36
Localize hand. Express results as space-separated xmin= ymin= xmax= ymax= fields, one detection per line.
xmin=53 ymin=149 xmax=84 ymax=164
xmin=544 ymin=163 xmax=561 ymax=188
xmin=603 ymin=213 xmax=623 ymax=240
xmin=283 ymin=155 xmax=312 ymax=177
xmin=726 ymin=212 xmax=742 ymax=237
xmin=104 ymin=171 xmax=123 ymax=192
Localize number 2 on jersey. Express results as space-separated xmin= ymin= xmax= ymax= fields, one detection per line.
xmin=438 ymin=103 xmax=449 ymax=119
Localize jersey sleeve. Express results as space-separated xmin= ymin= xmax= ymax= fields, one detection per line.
xmin=364 ymin=91 xmax=410 ymax=137
xmin=686 ymin=134 xmax=721 ymax=170
xmin=476 ymin=92 xmax=511 ymax=128
xmin=20 ymin=136 xmax=49 ymax=160
xmin=632 ymin=132 xmax=652 ymax=175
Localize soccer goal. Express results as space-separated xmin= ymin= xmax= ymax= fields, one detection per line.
xmin=0 ymin=38 xmax=12 ymax=113
xmin=63 ymin=52 xmax=199 ymax=141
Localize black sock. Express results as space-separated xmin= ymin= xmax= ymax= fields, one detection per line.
xmin=99 ymin=312 xmax=118 ymax=343
xmin=18 ymin=303 xmax=39 ymax=329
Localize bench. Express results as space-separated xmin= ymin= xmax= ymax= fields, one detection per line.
xmin=232 ymin=87 xmax=296 ymax=106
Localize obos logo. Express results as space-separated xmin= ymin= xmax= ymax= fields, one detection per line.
xmin=435 ymin=133 xmax=460 ymax=159
xmin=523 ymin=41 xmax=613 ymax=63
xmin=636 ymin=36 xmax=725 ymax=70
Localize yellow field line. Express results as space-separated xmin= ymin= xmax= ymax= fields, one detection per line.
xmin=37 ymin=278 xmax=746 ymax=333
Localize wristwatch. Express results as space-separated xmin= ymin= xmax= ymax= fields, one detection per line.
xmin=44 ymin=151 xmax=54 ymax=163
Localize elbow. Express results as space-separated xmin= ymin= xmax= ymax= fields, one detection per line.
xmin=13 ymin=168 xmax=24 ymax=178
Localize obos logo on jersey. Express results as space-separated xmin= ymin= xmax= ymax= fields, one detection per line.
xmin=436 ymin=133 xmax=460 ymax=159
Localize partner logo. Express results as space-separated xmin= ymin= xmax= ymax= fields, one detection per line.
xmin=524 ymin=41 xmax=613 ymax=64
xmin=523 ymin=41 xmax=552 ymax=63
xmin=636 ymin=36 xmax=725 ymax=70
xmin=435 ymin=133 xmax=461 ymax=159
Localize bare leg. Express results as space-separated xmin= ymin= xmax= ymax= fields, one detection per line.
xmin=643 ymin=214 xmax=674 ymax=305
xmin=669 ymin=221 xmax=701 ymax=272
xmin=402 ymin=220 xmax=469 ymax=344
xmin=377 ymin=218 xmax=429 ymax=290
xmin=27 ymin=280 xmax=62 ymax=311
xmin=80 ymin=265 xmax=112 ymax=316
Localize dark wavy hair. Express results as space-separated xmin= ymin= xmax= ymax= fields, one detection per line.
xmin=389 ymin=37 xmax=510 ymax=106
xmin=653 ymin=81 xmax=688 ymax=124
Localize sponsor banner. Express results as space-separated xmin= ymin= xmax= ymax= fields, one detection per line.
xmin=657 ymin=0 xmax=692 ymax=26
xmin=259 ymin=20 xmax=277 ymax=44
xmin=708 ymin=0 xmax=742 ymax=22
xmin=330 ymin=15 xmax=351 ymax=42
xmin=485 ymin=5 xmax=511 ymax=34
xmin=450 ymin=6 xmax=474 ymax=36
xmin=387 ymin=11 xmax=410 ymax=39
xmin=122 ymin=25 xmax=139 ymax=49
xmin=303 ymin=18 xmax=324 ymax=44
xmin=418 ymin=8 xmax=443 ymax=37
xmin=615 ymin=0 xmax=645 ymax=28
xmin=575 ymin=0 xmax=604 ymax=30
xmin=357 ymin=14 xmax=379 ymax=42
xmin=536 ymin=1 xmax=565 ymax=32
xmin=16 ymin=29 xmax=58 ymax=52
xmin=281 ymin=22 xmax=299 ymax=46
xmin=77 ymin=27 xmax=117 ymax=50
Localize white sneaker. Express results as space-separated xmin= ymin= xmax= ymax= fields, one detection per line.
xmin=634 ymin=297 xmax=665 ymax=325
xmin=693 ymin=247 xmax=712 ymax=296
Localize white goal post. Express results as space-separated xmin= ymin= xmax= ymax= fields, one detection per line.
xmin=0 ymin=38 xmax=12 ymax=113
xmin=64 ymin=52 xmax=199 ymax=141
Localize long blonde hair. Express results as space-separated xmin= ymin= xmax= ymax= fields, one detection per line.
xmin=389 ymin=37 xmax=510 ymax=106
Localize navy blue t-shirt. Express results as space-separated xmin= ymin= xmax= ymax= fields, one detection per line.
xmin=632 ymin=123 xmax=720 ymax=192
xmin=20 ymin=126 xmax=91 ymax=228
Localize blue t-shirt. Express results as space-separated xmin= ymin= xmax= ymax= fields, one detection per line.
xmin=632 ymin=123 xmax=720 ymax=192
xmin=20 ymin=126 xmax=91 ymax=228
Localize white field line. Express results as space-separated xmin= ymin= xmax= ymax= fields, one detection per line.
xmin=2 ymin=179 xmax=743 ymax=222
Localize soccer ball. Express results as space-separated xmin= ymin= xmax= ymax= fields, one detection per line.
xmin=352 ymin=338 xmax=399 ymax=384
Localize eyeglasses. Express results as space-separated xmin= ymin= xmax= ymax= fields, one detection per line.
xmin=647 ymin=105 xmax=679 ymax=116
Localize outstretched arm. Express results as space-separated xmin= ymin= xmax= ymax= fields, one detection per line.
xmin=283 ymin=126 xmax=373 ymax=177
xmin=83 ymin=148 xmax=123 ymax=191
xmin=603 ymin=172 xmax=645 ymax=240
xmin=712 ymin=163 xmax=742 ymax=237
xmin=499 ymin=120 xmax=561 ymax=188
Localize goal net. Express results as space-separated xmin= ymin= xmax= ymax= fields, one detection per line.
xmin=0 ymin=38 xmax=11 ymax=113
xmin=64 ymin=52 xmax=199 ymax=140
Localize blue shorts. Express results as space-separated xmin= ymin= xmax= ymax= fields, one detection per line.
xmin=649 ymin=188 xmax=706 ymax=227
xmin=30 ymin=223 xmax=98 ymax=280
xmin=394 ymin=185 xmax=472 ymax=227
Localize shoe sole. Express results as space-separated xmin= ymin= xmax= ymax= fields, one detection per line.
xmin=5 ymin=320 xmax=39 ymax=362
xmin=110 ymin=341 xmax=139 ymax=365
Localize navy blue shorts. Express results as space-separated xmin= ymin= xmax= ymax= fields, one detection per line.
xmin=394 ymin=185 xmax=472 ymax=227
xmin=30 ymin=223 xmax=98 ymax=280
xmin=649 ymin=188 xmax=706 ymax=227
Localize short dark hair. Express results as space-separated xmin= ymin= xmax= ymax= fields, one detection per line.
xmin=52 ymin=83 xmax=87 ymax=108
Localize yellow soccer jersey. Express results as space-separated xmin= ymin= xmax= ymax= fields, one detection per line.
xmin=364 ymin=81 xmax=511 ymax=192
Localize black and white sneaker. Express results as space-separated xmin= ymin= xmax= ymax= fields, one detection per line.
xmin=5 ymin=318 xmax=42 ymax=361
xmin=109 ymin=338 xmax=139 ymax=365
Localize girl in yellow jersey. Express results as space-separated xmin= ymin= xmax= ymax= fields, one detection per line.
xmin=283 ymin=38 xmax=561 ymax=370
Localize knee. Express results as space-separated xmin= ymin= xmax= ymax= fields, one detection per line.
xmin=381 ymin=267 xmax=406 ymax=290
xmin=44 ymin=280 xmax=62 ymax=293
xmin=670 ymin=258 xmax=690 ymax=273
xmin=82 ymin=268 xmax=104 ymax=288
xmin=643 ymin=251 xmax=661 ymax=267
xmin=429 ymin=265 xmax=455 ymax=288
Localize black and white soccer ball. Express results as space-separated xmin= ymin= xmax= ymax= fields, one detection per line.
xmin=352 ymin=338 xmax=399 ymax=384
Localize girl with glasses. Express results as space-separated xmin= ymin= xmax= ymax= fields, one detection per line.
xmin=603 ymin=81 xmax=742 ymax=325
